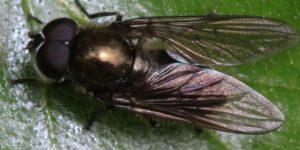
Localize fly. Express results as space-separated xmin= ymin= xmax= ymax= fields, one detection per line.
xmin=12 ymin=0 xmax=300 ymax=134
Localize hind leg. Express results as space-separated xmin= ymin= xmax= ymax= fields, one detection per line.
xmin=74 ymin=0 xmax=122 ymax=21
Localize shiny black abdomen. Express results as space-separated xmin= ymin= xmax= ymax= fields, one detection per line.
xmin=69 ymin=27 xmax=132 ymax=92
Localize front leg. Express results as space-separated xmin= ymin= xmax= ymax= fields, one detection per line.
xmin=10 ymin=78 xmax=71 ymax=86
xmin=10 ymin=78 xmax=40 ymax=85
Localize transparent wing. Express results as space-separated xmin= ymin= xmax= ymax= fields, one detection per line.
xmin=120 ymin=15 xmax=299 ymax=66
xmin=111 ymin=63 xmax=284 ymax=134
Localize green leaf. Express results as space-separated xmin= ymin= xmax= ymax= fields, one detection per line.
xmin=1 ymin=0 xmax=299 ymax=149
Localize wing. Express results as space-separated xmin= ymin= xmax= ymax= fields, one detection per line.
xmin=111 ymin=63 xmax=284 ymax=134
xmin=120 ymin=15 xmax=299 ymax=66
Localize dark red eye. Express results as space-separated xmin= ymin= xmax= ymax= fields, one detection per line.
xmin=42 ymin=18 xmax=77 ymax=41
xmin=36 ymin=41 xmax=70 ymax=79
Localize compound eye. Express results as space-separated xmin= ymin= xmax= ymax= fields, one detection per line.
xmin=42 ymin=18 xmax=77 ymax=41
xmin=36 ymin=41 xmax=70 ymax=79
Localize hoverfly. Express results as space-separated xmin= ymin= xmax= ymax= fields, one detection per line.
xmin=12 ymin=0 xmax=300 ymax=134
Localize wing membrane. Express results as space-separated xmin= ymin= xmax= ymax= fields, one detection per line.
xmin=121 ymin=15 xmax=299 ymax=66
xmin=111 ymin=63 xmax=284 ymax=134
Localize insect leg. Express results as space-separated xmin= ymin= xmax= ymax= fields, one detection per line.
xmin=207 ymin=10 xmax=217 ymax=17
xmin=84 ymin=109 xmax=99 ymax=130
xmin=194 ymin=126 xmax=203 ymax=134
xmin=74 ymin=0 xmax=122 ymax=21
xmin=10 ymin=78 xmax=40 ymax=85
xmin=143 ymin=116 xmax=161 ymax=128
xmin=10 ymin=78 xmax=71 ymax=85
xmin=27 ymin=14 xmax=44 ymax=25
xmin=105 ymin=104 xmax=115 ymax=111
xmin=84 ymin=103 xmax=114 ymax=130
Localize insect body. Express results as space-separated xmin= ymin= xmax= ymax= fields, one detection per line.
xmin=17 ymin=0 xmax=300 ymax=134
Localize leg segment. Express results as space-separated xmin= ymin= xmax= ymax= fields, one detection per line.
xmin=142 ymin=115 xmax=161 ymax=128
xmin=27 ymin=14 xmax=44 ymax=24
xmin=10 ymin=78 xmax=39 ymax=85
xmin=85 ymin=109 xmax=99 ymax=130
xmin=74 ymin=0 xmax=122 ymax=21
xmin=194 ymin=126 xmax=203 ymax=134
xmin=10 ymin=78 xmax=71 ymax=85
